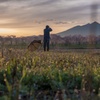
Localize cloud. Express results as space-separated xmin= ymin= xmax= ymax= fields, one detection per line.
xmin=54 ymin=21 xmax=68 ymax=25
xmin=33 ymin=0 xmax=59 ymax=6
xmin=0 ymin=0 xmax=9 ymax=2
xmin=0 ymin=0 xmax=100 ymax=29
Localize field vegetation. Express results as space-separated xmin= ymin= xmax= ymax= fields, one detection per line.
xmin=0 ymin=49 xmax=100 ymax=100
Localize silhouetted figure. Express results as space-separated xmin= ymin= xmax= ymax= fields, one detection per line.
xmin=43 ymin=25 xmax=52 ymax=51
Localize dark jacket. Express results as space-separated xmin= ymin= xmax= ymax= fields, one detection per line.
xmin=44 ymin=28 xmax=52 ymax=40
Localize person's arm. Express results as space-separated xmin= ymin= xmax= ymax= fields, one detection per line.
xmin=49 ymin=28 xmax=52 ymax=39
xmin=49 ymin=28 xmax=52 ymax=32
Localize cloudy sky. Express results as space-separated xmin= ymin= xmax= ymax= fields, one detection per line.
xmin=0 ymin=0 xmax=100 ymax=37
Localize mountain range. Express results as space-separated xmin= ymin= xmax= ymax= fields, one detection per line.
xmin=57 ymin=22 xmax=100 ymax=37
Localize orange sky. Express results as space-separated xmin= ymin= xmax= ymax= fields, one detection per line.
xmin=0 ymin=0 xmax=99 ymax=37
xmin=0 ymin=23 xmax=85 ymax=37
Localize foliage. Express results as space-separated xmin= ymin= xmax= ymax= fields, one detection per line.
xmin=0 ymin=50 xmax=100 ymax=99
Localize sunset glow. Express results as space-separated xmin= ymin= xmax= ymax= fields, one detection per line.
xmin=0 ymin=28 xmax=17 ymax=35
xmin=0 ymin=0 xmax=99 ymax=37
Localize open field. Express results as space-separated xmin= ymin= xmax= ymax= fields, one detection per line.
xmin=0 ymin=49 xmax=100 ymax=100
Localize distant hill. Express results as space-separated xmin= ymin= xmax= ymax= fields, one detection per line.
xmin=57 ymin=22 xmax=100 ymax=37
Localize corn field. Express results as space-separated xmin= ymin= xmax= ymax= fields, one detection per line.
xmin=0 ymin=49 xmax=100 ymax=100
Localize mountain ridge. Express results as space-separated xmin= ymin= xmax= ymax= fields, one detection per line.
xmin=57 ymin=22 xmax=100 ymax=37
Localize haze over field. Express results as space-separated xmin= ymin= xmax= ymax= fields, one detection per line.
xmin=0 ymin=0 xmax=100 ymax=37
